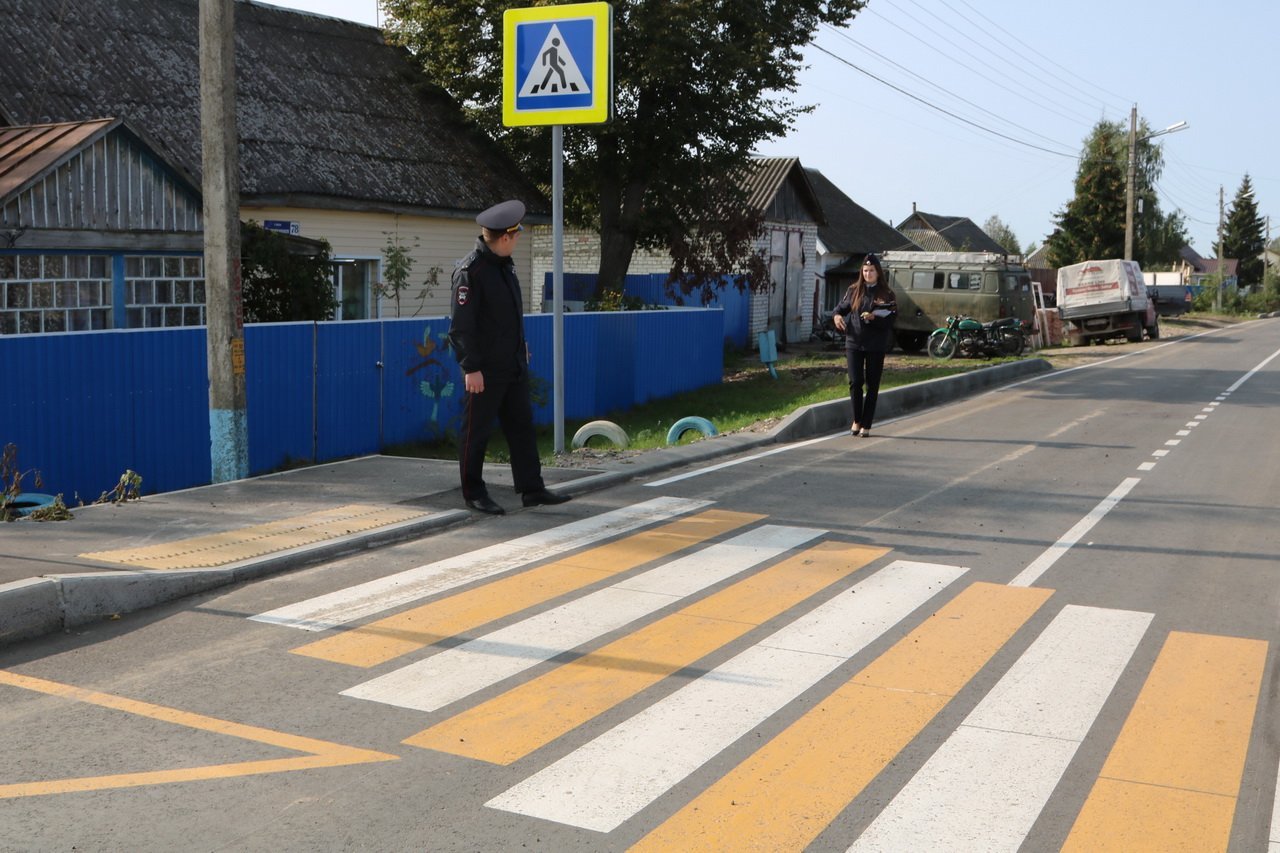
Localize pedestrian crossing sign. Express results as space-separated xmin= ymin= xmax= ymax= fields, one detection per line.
xmin=503 ymin=2 xmax=612 ymax=126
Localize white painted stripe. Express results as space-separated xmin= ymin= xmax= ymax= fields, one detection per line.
xmin=1164 ymin=439 xmax=1180 ymax=446
xmin=1186 ymin=421 xmax=1201 ymax=427
xmin=1196 ymin=414 xmax=1208 ymax=420
xmin=1269 ymin=756 xmax=1280 ymax=848
xmin=1152 ymin=449 xmax=1170 ymax=457
xmin=1202 ymin=407 xmax=1215 ymax=413
xmin=1137 ymin=462 xmax=1156 ymax=471
xmin=848 ymin=604 xmax=1152 ymax=853
xmin=341 ymin=525 xmax=822 ymax=712
xmin=644 ymin=432 xmax=844 ymax=487
xmin=486 ymin=560 xmax=967 ymax=832
xmin=250 ymin=497 xmax=712 ymax=631
xmin=1009 ymin=478 xmax=1140 ymax=588
xmin=1176 ymin=430 xmax=1190 ymax=436
xmin=1225 ymin=344 xmax=1280 ymax=394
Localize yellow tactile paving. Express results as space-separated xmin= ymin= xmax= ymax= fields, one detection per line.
xmin=0 ymin=669 xmax=397 ymax=798
xmin=629 ymin=582 xmax=1054 ymax=853
xmin=1062 ymin=631 xmax=1267 ymax=853
xmin=80 ymin=504 xmax=430 ymax=570
xmin=291 ymin=509 xmax=764 ymax=667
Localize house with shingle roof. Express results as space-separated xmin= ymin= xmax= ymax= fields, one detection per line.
xmin=0 ymin=0 xmax=547 ymax=328
xmin=805 ymin=168 xmax=918 ymax=315
xmin=895 ymin=207 xmax=1009 ymax=255
xmin=532 ymin=155 xmax=825 ymax=347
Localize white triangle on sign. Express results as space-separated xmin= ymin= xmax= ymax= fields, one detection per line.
xmin=518 ymin=24 xmax=591 ymax=97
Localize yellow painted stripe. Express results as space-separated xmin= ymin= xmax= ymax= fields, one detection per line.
xmin=80 ymin=504 xmax=428 ymax=569
xmin=0 ymin=669 xmax=397 ymax=799
xmin=629 ymin=582 xmax=1053 ymax=853
xmin=405 ymin=540 xmax=889 ymax=764
xmin=1063 ymin=631 xmax=1267 ymax=853
xmin=292 ymin=509 xmax=764 ymax=668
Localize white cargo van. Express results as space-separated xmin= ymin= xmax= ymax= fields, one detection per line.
xmin=1056 ymin=259 xmax=1159 ymax=345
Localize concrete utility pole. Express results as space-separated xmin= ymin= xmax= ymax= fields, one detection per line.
xmin=1216 ymin=185 xmax=1224 ymax=313
xmin=1124 ymin=105 xmax=1137 ymax=261
xmin=199 ymin=0 xmax=248 ymax=482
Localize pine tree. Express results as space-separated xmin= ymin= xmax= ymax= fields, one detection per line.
xmin=1222 ymin=175 xmax=1265 ymax=288
xmin=1044 ymin=119 xmax=1188 ymax=269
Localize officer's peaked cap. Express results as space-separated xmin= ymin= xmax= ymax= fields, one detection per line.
xmin=476 ymin=199 xmax=526 ymax=231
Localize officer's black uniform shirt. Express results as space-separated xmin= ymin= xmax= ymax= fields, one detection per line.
xmin=448 ymin=237 xmax=527 ymax=379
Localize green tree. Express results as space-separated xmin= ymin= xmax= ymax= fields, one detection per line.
xmin=981 ymin=215 xmax=1020 ymax=255
xmin=377 ymin=231 xmax=442 ymax=317
xmin=382 ymin=0 xmax=866 ymax=297
xmin=1044 ymin=119 xmax=1187 ymax=269
xmin=1222 ymin=174 xmax=1265 ymax=288
xmin=240 ymin=222 xmax=338 ymax=323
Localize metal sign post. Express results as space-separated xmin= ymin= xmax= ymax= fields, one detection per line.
xmin=503 ymin=2 xmax=612 ymax=454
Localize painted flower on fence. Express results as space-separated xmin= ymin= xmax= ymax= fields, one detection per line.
xmin=407 ymin=328 xmax=456 ymax=423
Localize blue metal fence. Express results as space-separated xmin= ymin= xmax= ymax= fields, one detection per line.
xmin=544 ymin=273 xmax=750 ymax=350
xmin=1 ymin=309 xmax=723 ymax=500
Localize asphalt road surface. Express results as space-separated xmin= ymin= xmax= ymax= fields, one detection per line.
xmin=3 ymin=319 xmax=1278 ymax=852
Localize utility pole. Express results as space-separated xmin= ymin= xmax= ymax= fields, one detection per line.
xmin=199 ymin=0 xmax=248 ymax=482
xmin=1216 ymin=185 xmax=1224 ymax=313
xmin=1124 ymin=105 xmax=1137 ymax=261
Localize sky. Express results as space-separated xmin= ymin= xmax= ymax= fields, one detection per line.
xmin=261 ymin=0 xmax=1275 ymax=257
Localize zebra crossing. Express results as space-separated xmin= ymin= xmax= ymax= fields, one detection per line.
xmin=251 ymin=497 xmax=1271 ymax=850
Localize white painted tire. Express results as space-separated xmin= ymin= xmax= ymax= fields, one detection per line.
xmin=571 ymin=420 xmax=630 ymax=449
xmin=666 ymin=416 xmax=718 ymax=445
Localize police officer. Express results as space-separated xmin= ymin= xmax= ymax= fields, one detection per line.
xmin=448 ymin=199 xmax=570 ymax=515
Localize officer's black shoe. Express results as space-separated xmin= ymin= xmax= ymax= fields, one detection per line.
xmin=522 ymin=489 xmax=571 ymax=507
xmin=465 ymin=495 xmax=505 ymax=515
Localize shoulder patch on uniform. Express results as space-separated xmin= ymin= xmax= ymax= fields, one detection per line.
xmin=456 ymin=285 xmax=469 ymax=306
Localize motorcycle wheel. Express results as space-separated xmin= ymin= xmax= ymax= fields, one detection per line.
xmin=999 ymin=330 xmax=1025 ymax=356
xmin=927 ymin=331 xmax=957 ymax=360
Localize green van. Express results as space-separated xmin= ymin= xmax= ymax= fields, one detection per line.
xmin=880 ymin=251 xmax=1036 ymax=352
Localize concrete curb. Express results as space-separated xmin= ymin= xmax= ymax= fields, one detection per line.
xmin=0 ymin=508 xmax=470 ymax=645
xmin=772 ymin=357 xmax=1053 ymax=442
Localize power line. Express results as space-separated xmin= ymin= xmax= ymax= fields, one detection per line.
xmin=893 ymin=0 xmax=1123 ymax=120
xmin=862 ymin=3 xmax=1095 ymax=127
xmin=950 ymin=0 xmax=1133 ymax=112
xmin=822 ymin=25 xmax=1074 ymax=153
xmin=810 ymin=43 xmax=1078 ymax=159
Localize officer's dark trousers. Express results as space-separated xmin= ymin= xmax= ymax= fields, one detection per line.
xmin=847 ymin=348 xmax=886 ymax=429
xmin=459 ymin=372 xmax=545 ymax=501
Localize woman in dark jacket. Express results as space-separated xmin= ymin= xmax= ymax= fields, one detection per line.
xmin=832 ymin=253 xmax=897 ymax=436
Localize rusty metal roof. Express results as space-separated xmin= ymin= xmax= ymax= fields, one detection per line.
xmin=0 ymin=119 xmax=114 ymax=201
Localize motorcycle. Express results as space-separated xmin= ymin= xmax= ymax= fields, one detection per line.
xmin=927 ymin=314 xmax=1025 ymax=360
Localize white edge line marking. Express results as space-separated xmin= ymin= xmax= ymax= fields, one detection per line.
xmin=647 ymin=326 xmax=1246 ymax=488
xmin=1009 ymin=477 xmax=1141 ymax=588
xmin=644 ymin=432 xmax=843 ymax=486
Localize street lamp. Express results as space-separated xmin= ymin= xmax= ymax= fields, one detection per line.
xmin=1124 ymin=108 xmax=1188 ymax=260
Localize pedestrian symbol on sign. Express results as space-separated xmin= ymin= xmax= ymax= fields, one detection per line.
xmin=518 ymin=25 xmax=590 ymax=98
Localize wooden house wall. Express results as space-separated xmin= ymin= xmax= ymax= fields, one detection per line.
xmin=241 ymin=206 xmax=535 ymax=317
xmin=0 ymin=130 xmax=201 ymax=236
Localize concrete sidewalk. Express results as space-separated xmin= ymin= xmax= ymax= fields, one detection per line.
xmin=0 ymin=358 xmax=1050 ymax=647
